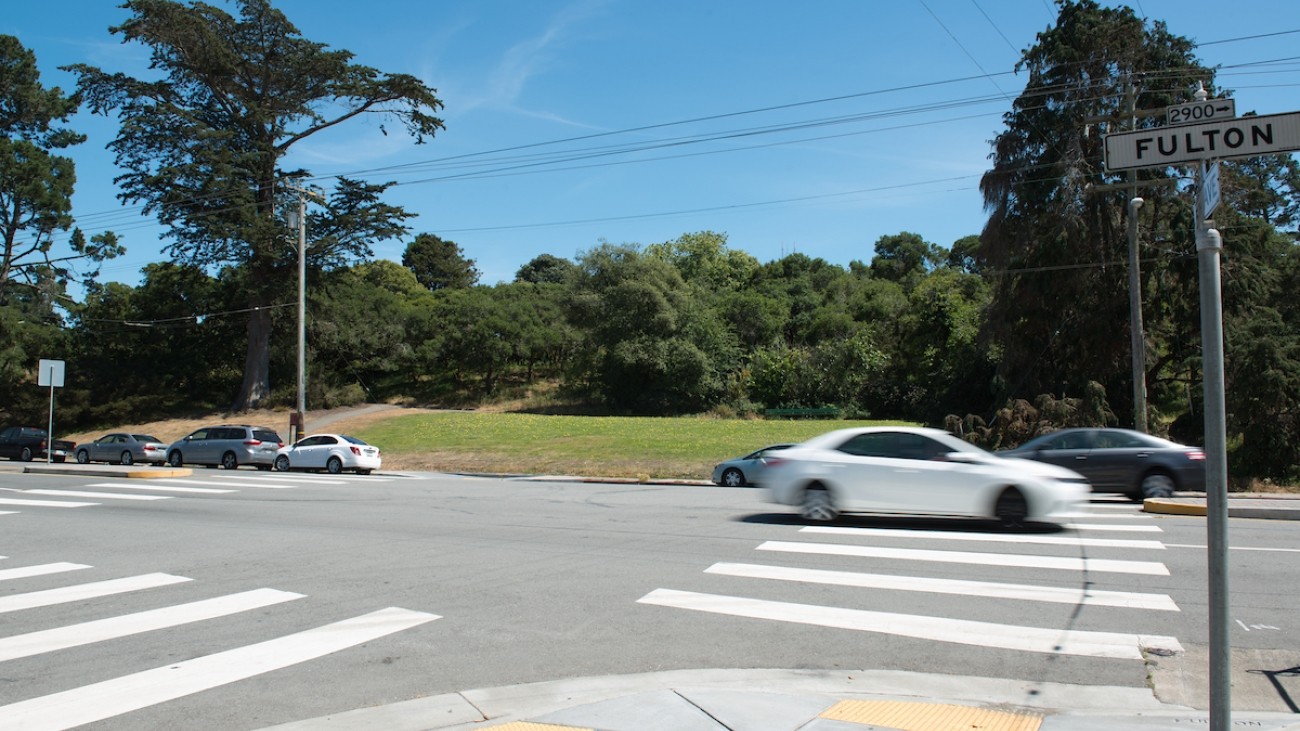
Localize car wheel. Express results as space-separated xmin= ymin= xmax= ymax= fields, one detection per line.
xmin=721 ymin=468 xmax=745 ymax=487
xmin=1138 ymin=472 xmax=1176 ymax=501
xmin=77 ymin=449 xmax=90 ymax=464
xmin=221 ymin=451 xmax=238 ymax=470
xmin=274 ymin=455 xmax=290 ymax=472
xmin=801 ymin=485 xmax=838 ymax=522
xmin=19 ymin=447 xmax=33 ymax=462
xmin=326 ymin=456 xmax=343 ymax=475
xmin=120 ymin=451 xmax=134 ymax=466
xmin=995 ymin=488 xmax=1029 ymax=530
xmin=167 ymin=451 xmax=184 ymax=468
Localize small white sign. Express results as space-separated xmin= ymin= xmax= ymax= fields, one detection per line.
xmin=1201 ymin=161 xmax=1221 ymax=219
xmin=1167 ymin=99 xmax=1236 ymax=126
xmin=38 ymin=359 xmax=65 ymax=388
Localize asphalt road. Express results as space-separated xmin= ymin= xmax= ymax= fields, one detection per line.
xmin=0 ymin=467 xmax=1297 ymax=729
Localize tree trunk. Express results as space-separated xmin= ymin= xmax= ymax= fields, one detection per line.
xmin=231 ymin=304 xmax=273 ymax=412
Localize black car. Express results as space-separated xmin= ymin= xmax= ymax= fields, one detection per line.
xmin=1002 ymin=428 xmax=1206 ymax=501
xmin=0 ymin=426 xmax=75 ymax=463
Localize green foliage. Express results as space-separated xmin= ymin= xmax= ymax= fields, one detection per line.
xmin=402 ymin=233 xmax=480 ymax=291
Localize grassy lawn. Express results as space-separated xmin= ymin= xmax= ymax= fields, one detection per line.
xmin=352 ymin=411 xmax=912 ymax=480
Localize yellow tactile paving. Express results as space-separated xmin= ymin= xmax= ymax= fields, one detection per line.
xmin=821 ymin=699 xmax=1043 ymax=731
xmin=483 ymin=717 xmax=595 ymax=723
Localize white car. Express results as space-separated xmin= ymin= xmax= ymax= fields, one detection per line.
xmin=274 ymin=433 xmax=381 ymax=475
xmin=765 ymin=426 xmax=1089 ymax=527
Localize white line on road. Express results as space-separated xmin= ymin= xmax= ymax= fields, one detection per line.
xmin=0 ymin=563 xmax=92 ymax=582
xmin=0 ymin=588 xmax=304 ymax=662
xmin=758 ymin=541 xmax=1170 ymax=575
xmin=0 ymin=497 xmax=98 ymax=508
xmin=1164 ymin=543 xmax=1300 ymax=553
xmin=1065 ymin=523 xmax=1163 ymax=532
xmin=86 ymin=482 xmax=236 ymax=494
xmin=705 ymin=562 xmax=1180 ymax=611
xmin=23 ymin=490 xmax=171 ymax=501
xmin=220 ymin=474 xmax=350 ymax=484
xmin=144 ymin=478 xmax=299 ymax=489
xmin=800 ymin=525 xmax=1166 ymax=550
xmin=0 ymin=607 xmax=439 ymax=731
xmin=638 ymin=589 xmax=1182 ymax=659
xmin=0 ymin=573 xmax=192 ymax=613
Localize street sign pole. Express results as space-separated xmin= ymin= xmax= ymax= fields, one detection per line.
xmin=37 ymin=359 xmax=66 ymax=464
xmin=1196 ymin=157 xmax=1231 ymax=731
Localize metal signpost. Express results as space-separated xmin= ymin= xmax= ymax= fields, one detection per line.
xmin=1105 ymin=89 xmax=1300 ymax=730
xmin=37 ymin=359 xmax=65 ymax=464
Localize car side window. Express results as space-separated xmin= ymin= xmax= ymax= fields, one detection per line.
xmin=836 ymin=433 xmax=898 ymax=458
xmin=189 ymin=429 xmax=209 ymax=440
xmin=298 ymin=436 xmax=324 ymax=447
xmin=1094 ymin=431 xmax=1147 ymax=449
xmin=318 ymin=436 xmax=338 ymax=445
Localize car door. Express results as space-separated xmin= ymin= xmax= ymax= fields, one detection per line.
xmin=829 ymin=432 xmax=928 ymax=513
xmin=0 ymin=427 xmax=17 ymax=458
xmin=1025 ymin=430 xmax=1100 ymax=485
xmin=1086 ymin=429 xmax=1154 ymax=492
xmin=291 ymin=435 xmax=328 ymax=469
xmin=90 ymin=434 xmax=117 ymax=462
xmin=185 ymin=428 xmax=215 ymax=463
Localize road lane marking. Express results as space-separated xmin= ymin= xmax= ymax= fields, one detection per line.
xmin=0 ymin=498 xmax=98 ymax=508
xmin=705 ymin=562 xmax=1180 ymax=611
xmin=218 ymin=474 xmax=350 ymax=484
xmin=1165 ymin=543 xmax=1300 ymax=553
xmin=1058 ymin=512 xmax=1152 ymax=519
xmin=1065 ymin=523 xmax=1162 ymax=532
xmin=0 ymin=574 xmax=192 ymax=613
xmin=0 ymin=607 xmax=439 ymax=731
xmin=144 ymin=478 xmax=298 ymax=489
xmin=0 ymin=588 xmax=304 ymax=662
xmin=87 ymin=482 xmax=236 ymax=494
xmin=801 ymin=526 xmax=1165 ymax=550
xmin=0 ymin=563 xmax=92 ymax=582
xmin=23 ymin=490 xmax=171 ymax=501
xmin=758 ymin=541 xmax=1170 ymax=575
xmin=638 ymin=589 xmax=1181 ymax=659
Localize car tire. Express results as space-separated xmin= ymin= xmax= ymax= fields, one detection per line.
xmin=326 ymin=456 xmax=343 ymax=475
xmin=1137 ymin=472 xmax=1176 ymax=501
xmin=274 ymin=455 xmax=291 ymax=472
xmin=120 ymin=451 xmax=134 ymax=466
xmin=801 ymin=485 xmax=838 ymax=522
xmin=221 ymin=451 xmax=239 ymax=470
xmin=77 ymin=449 xmax=90 ymax=464
xmin=167 ymin=451 xmax=184 ymax=468
xmin=995 ymin=488 xmax=1028 ymax=530
xmin=721 ymin=468 xmax=745 ymax=487
xmin=19 ymin=447 xmax=33 ymax=462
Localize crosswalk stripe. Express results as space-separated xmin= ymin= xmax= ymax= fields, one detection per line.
xmin=23 ymin=490 xmax=172 ymax=501
xmin=0 ymin=574 xmax=192 ymax=613
xmin=638 ymin=588 xmax=1182 ymax=659
xmin=0 ymin=606 xmax=439 ymax=731
xmin=1058 ymin=512 xmax=1151 ymax=519
xmin=0 ymin=563 xmax=92 ymax=582
xmin=0 ymin=498 xmax=97 ymax=508
xmin=705 ymin=562 xmax=1180 ymax=611
xmin=86 ymin=482 xmax=236 ymax=494
xmin=757 ymin=540 xmax=1170 ymax=576
xmin=0 ymin=588 xmax=304 ymax=663
xmin=1066 ymin=523 xmax=1162 ymax=532
xmin=147 ymin=478 xmax=298 ymax=489
xmin=801 ymin=525 xmax=1166 ymax=550
xmin=219 ymin=474 xmax=349 ymax=484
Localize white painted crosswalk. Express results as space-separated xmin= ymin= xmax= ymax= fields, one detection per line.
xmin=0 ymin=554 xmax=438 ymax=730
xmin=639 ymin=505 xmax=1186 ymax=667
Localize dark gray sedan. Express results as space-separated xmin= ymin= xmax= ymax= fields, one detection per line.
xmin=711 ymin=444 xmax=795 ymax=487
xmin=75 ymin=433 xmax=170 ymax=466
xmin=1001 ymin=428 xmax=1205 ymax=500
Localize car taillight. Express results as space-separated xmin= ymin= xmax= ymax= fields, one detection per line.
xmin=1186 ymin=450 xmax=1206 ymax=461
xmin=143 ymin=445 xmax=158 ymax=452
xmin=244 ymin=439 xmax=261 ymax=446
xmin=765 ymin=457 xmax=788 ymax=469
xmin=350 ymin=446 xmax=361 ymax=456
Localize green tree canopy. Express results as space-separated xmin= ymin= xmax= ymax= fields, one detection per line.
xmin=402 ymin=233 xmax=479 ymax=291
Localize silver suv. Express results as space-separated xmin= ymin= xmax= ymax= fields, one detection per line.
xmin=166 ymin=425 xmax=284 ymax=470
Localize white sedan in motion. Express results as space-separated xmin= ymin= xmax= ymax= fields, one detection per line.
xmin=274 ymin=433 xmax=381 ymax=475
xmin=765 ymin=426 xmax=1089 ymax=527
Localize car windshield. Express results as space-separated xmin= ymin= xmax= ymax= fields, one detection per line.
xmin=134 ymin=434 xmax=161 ymax=442
xmin=342 ymin=435 xmax=369 ymax=446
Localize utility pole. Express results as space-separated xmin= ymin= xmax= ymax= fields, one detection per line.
xmin=285 ymin=184 xmax=325 ymax=444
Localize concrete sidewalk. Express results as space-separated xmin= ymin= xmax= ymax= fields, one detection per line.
xmin=255 ymin=667 xmax=1300 ymax=731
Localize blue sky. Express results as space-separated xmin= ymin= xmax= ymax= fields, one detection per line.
xmin=6 ymin=1 xmax=1299 ymax=291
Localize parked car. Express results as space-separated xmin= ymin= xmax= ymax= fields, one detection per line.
xmin=0 ymin=426 xmax=75 ymax=463
xmin=166 ymin=425 xmax=284 ymax=470
xmin=274 ymin=433 xmax=381 ymax=475
xmin=712 ymin=444 xmax=795 ymax=487
xmin=765 ymin=426 xmax=1089 ymax=527
xmin=1000 ymin=428 xmax=1206 ymax=501
xmin=75 ymin=433 xmax=169 ymax=466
